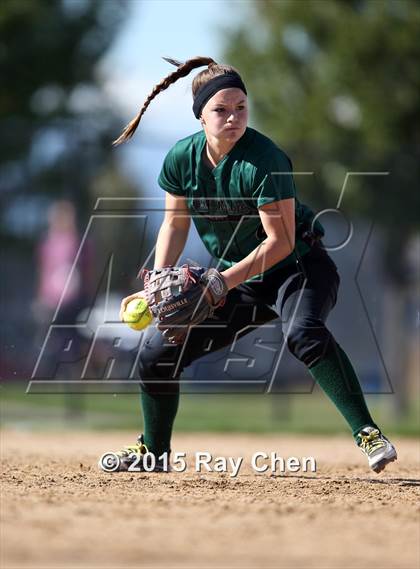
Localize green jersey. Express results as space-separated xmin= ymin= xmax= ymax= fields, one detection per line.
xmin=158 ymin=127 xmax=323 ymax=281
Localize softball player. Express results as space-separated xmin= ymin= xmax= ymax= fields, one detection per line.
xmin=99 ymin=56 xmax=397 ymax=474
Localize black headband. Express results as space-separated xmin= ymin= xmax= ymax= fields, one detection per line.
xmin=192 ymin=73 xmax=247 ymax=119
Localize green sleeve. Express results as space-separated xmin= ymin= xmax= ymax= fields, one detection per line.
xmin=158 ymin=146 xmax=185 ymax=196
xmin=252 ymin=149 xmax=296 ymax=208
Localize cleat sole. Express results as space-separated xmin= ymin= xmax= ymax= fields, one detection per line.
xmin=372 ymin=454 xmax=397 ymax=474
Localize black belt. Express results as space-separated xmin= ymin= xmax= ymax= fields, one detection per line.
xmin=300 ymin=230 xmax=323 ymax=248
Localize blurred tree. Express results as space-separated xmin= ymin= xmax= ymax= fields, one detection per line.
xmin=0 ymin=0 xmax=133 ymax=237
xmin=224 ymin=0 xmax=419 ymax=415
xmin=224 ymin=0 xmax=419 ymax=283
xmin=0 ymin=0 xmax=147 ymax=380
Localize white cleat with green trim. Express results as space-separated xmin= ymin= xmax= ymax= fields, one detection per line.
xmin=98 ymin=434 xmax=170 ymax=473
xmin=356 ymin=426 xmax=397 ymax=473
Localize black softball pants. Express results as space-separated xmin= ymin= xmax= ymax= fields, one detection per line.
xmin=138 ymin=244 xmax=340 ymax=394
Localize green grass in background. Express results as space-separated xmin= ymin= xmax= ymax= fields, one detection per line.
xmin=0 ymin=383 xmax=418 ymax=436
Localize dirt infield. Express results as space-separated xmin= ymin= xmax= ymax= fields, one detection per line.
xmin=1 ymin=430 xmax=419 ymax=569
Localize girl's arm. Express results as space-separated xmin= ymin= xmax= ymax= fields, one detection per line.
xmin=119 ymin=193 xmax=190 ymax=319
xmin=220 ymin=198 xmax=295 ymax=290
xmin=154 ymin=193 xmax=191 ymax=268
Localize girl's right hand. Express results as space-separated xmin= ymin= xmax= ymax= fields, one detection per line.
xmin=119 ymin=290 xmax=146 ymax=321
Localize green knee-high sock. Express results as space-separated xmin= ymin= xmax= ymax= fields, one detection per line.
xmin=140 ymin=390 xmax=180 ymax=456
xmin=308 ymin=344 xmax=377 ymax=439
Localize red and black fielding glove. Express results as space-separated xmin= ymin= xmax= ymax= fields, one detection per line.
xmin=141 ymin=265 xmax=228 ymax=344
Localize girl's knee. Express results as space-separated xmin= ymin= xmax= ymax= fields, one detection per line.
xmin=286 ymin=319 xmax=334 ymax=367
xmin=138 ymin=330 xmax=183 ymax=392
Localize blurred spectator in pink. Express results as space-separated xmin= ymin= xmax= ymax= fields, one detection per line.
xmin=33 ymin=200 xmax=94 ymax=414
xmin=34 ymin=200 xmax=92 ymax=327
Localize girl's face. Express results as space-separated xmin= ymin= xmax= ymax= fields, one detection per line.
xmin=200 ymin=88 xmax=248 ymax=145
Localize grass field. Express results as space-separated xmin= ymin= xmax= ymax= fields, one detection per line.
xmin=1 ymin=382 xmax=418 ymax=435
